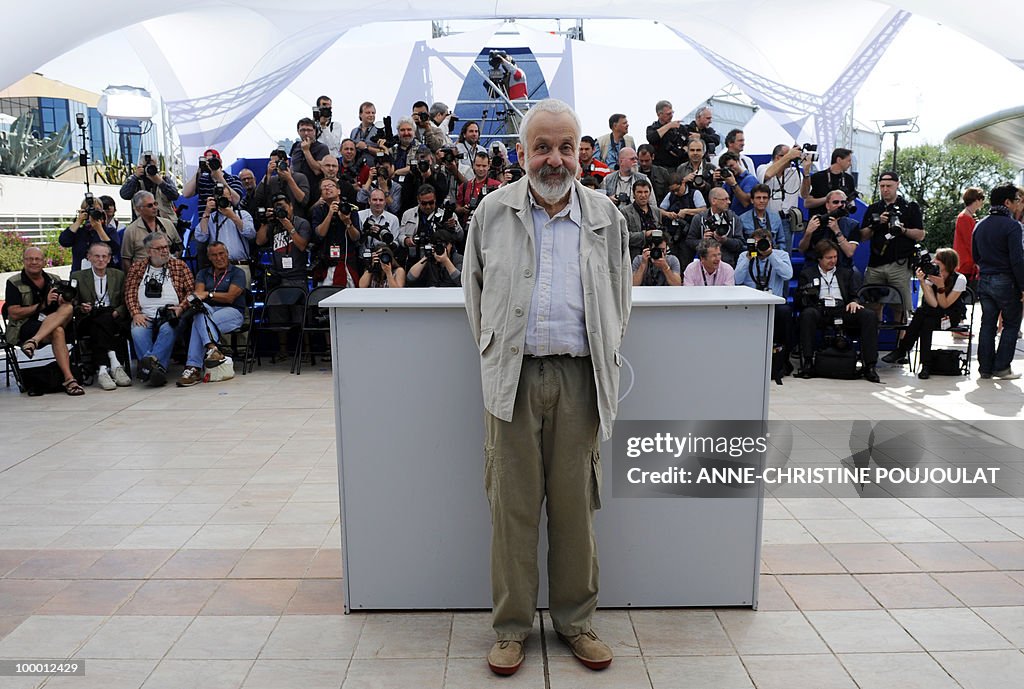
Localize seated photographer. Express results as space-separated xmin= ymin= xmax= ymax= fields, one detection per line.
xmin=60 ymin=195 xmax=121 ymax=271
xmin=3 ymin=247 xmax=82 ymax=395
xmin=358 ymin=244 xmax=406 ymax=288
xmin=456 ymin=151 xmax=501 ymax=225
xmin=406 ymin=229 xmax=461 ymax=287
xmin=121 ymin=191 xmax=183 ymax=266
xmin=659 ymin=172 xmax=706 ymax=242
xmin=798 ymin=190 xmax=860 ymax=270
xmin=177 ymin=242 xmax=246 ymax=387
xmin=740 ymin=184 xmax=788 ymax=251
xmin=596 ymin=113 xmax=635 ymax=168
xmin=71 ymin=243 xmax=131 ymax=390
xmin=399 ymin=146 xmax=452 ymax=214
xmin=357 ymin=189 xmax=401 ymax=247
xmin=682 ymin=106 xmax=720 ymax=163
xmin=390 ymin=117 xmax=418 ymax=179
xmin=795 ymin=240 xmax=880 ymax=383
xmin=254 ymin=149 xmax=310 ymax=219
xmin=604 ymin=148 xmax=650 ymax=207
xmin=637 ymin=144 xmax=671 ymax=204
xmin=646 ymin=100 xmax=688 ymax=170
xmin=182 ymin=149 xmax=244 ymax=211
xmin=632 ymin=230 xmax=682 ymax=286
xmin=683 ymin=187 xmax=745 ymax=267
xmin=683 ymin=238 xmax=734 ymax=286
xmin=339 ymin=139 xmax=367 ymax=185
xmin=455 ymin=121 xmax=487 ymax=172
xmin=350 ymin=101 xmax=385 ymax=167
xmin=256 ymin=194 xmax=311 ymax=290
xmin=357 ymin=155 xmax=402 ymax=215
xmin=310 ymin=179 xmax=361 ymax=287
xmin=314 ymin=95 xmax=343 ymax=156
xmin=736 ymin=228 xmax=794 ymax=361
xmin=718 ymin=152 xmax=756 ymax=215
xmin=288 ymin=118 xmax=329 ymax=189
xmin=675 ymin=138 xmax=715 ymax=201
xmin=578 ymin=136 xmax=610 ymax=181
xmin=120 ymin=152 xmax=180 ymax=221
xmin=620 ymin=180 xmax=663 ymax=259
xmin=881 ymin=248 xmax=967 ymax=379
xmin=398 ymin=184 xmax=463 ymax=267
xmin=860 ymin=171 xmax=926 ymax=324
xmin=318 ymin=154 xmax=359 ymax=208
xmin=124 ymin=232 xmax=195 ymax=387
xmin=802 ymin=147 xmax=856 ymax=210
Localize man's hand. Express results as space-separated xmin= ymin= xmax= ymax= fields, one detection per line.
xmin=266 ymin=159 xmax=277 ymax=178
xmin=828 ymin=218 xmax=840 ymax=235
xmin=846 ymin=301 xmax=863 ymax=314
xmin=46 ymin=288 xmax=59 ymax=306
xmin=654 ymin=256 xmax=670 ymax=272
xmin=278 ymin=166 xmax=293 ymax=182
xmin=204 ymin=197 xmax=217 ymax=216
xmin=132 ymin=313 xmax=149 ymax=327
xmin=281 ymin=217 xmax=294 ymax=232
xmin=355 ymin=140 xmax=368 ymax=151
xmin=329 ymin=200 xmax=340 ymax=219
xmin=134 ymin=164 xmax=146 ymax=177
xmin=805 ymin=216 xmax=821 ymax=233
xmin=300 ymin=138 xmax=311 ymax=152
xmin=444 ymin=215 xmax=456 ymax=229
xmin=79 ymin=302 xmax=93 ymax=314
xmin=639 ymin=247 xmax=650 ymax=267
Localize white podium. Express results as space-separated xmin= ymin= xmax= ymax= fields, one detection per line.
xmin=324 ymin=286 xmax=782 ymax=611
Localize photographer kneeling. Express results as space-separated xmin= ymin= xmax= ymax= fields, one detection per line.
xmin=72 ymin=242 xmax=131 ymax=390
xmin=177 ymin=242 xmax=246 ymax=387
xmin=358 ymin=244 xmax=406 ymax=288
xmin=632 ymin=230 xmax=681 ymax=286
xmin=796 ymin=240 xmax=880 ymax=383
xmin=406 ymin=229 xmax=462 ymax=287
xmin=881 ymin=248 xmax=966 ymax=379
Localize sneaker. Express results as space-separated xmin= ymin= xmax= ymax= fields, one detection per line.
xmin=139 ymin=355 xmax=157 ymax=382
xmin=557 ymin=630 xmax=613 ymax=670
xmin=111 ymin=365 xmax=132 ymax=387
xmin=204 ymin=345 xmax=225 ymax=368
xmin=96 ymin=369 xmax=116 ymax=391
xmin=487 ymin=639 xmax=524 ymax=676
xmin=176 ymin=366 xmax=203 ymax=387
xmin=148 ymin=361 xmax=167 ymax=388
xmin=993 ymin=368 xmax=1022 ymax=380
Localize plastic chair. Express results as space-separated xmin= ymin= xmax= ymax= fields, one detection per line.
xmin=292 ymin=286 xmax=344 ymax=375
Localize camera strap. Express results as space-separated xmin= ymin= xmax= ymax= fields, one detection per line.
xmin=752 ymin=257 xmax=772 ymax=290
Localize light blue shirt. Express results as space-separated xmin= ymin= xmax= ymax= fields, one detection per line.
xmin=734 ymin=250 xmax=793 ymax=297
xmin=195 ymin=209 xmax=256 ymax=260
xmin=739 ymin=208 xmax=787 ymax=251
xmin=525 ymin=186 xmax=588 ymax=357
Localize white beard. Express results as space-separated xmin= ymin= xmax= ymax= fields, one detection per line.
xmin=525 ymin=161 xmax=574 ymax=204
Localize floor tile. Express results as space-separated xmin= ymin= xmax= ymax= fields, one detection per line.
xmin=0 ymin=550 xmax=38 ymax=576
xmin=153 ymin=549 xmax=246 ymax=579
xmin=7 ymin=549 xmax=107 ymax=579
xmin=646 ymin=655 xmax=750 ymax=689
xmin=776 ymin=574 xmax=879 ymax=610
xmin=81 ymin=550 xmax=174 ymax=579
xmin=717 ymin=610 xmax=828 ymax=655
xmin=932 ymin=571 xmax=1024 ymax=606
xmin=932 ymin=650 xmax=1024 ymax=689
xmin=838 ymin=652 xmax=961 ymax=689
xmin=759 ymin=544 xmax=845 ymax=574
xmin=896 ymin=542 xmax=995 ymax=571
xmin=966 ymin=541 xmax=1024 ymax=570
xmin=76 ymin=616 xmax=192 ymax=659
xmin=342 ymin=658 xmax=445 ymax=689
xmin=755 ymin=575 xmax=797 ymax=611
xmin=228 ymin=548 xmax=317 ymax=579
xmin=973 ymin=606 xmax=1024 ymax=647
xmin=0 ymin=580 xmax=69 ymax=615
xmin=168 ymin=616 xmax=278 ymax=659
xmin=117 ymin=580 xmax=220 ymax=616
xmin=200 ymin=579 xmax=299 ymax=616
xmin=854 ymin=573 xmax=963 ymax=609
xmin=805 ymin=610 xmax=921 ymax=653
xmin=741 ymin=654 xmax=856 ymax=689
xmin=306 ymin=549 xmax=342 ymax=578
xmin=284 ymin=579 xmax=346 ymax=615
xmin=36 ymin=579 xmax=141 ymax=615
xmin=353 ymin=613 xmax=451 ymax=659
xmin=141 ymin=659 xmax=254 ymax=689
xmin=932 ymin=517 xmax=1021 ymax=542
xmin=891 ymin=608 xmax=1012 ymax=651
xmin=184 ymin=525 xmax=267 ymax=550
xmin=630 ymin=609 xmax=734 ymax=656
xmin=43 ymin=659 xmax=157 ymax=689
xmin=115 ymin=525 xmax=200 ymax=550
xmin=864 ymin=518 xmax=954 ymax=543
xmin=824 ymin=543 xmax=920 ymax=573
xmin=241 ymin=659 xmax=346 ymax=689
xmin=547 ymin=655 xmax=651 ymax=689
xmin=0 ymin=615 xmax=105 ymax=658
xmin=800 ymin=518 xmax=885 ymax=543
xmin=443 ymin=656 xmax=545 ymax=688
xmin=260 ymin=614 xmax=363 ymax=659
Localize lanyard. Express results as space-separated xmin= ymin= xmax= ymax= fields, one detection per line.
xmin=701 ymin=265 xmax=715 ymax=286
xmin=752 ymin=257 xmax=773 ymax=290
xmin=96 ymin=275 xmax=108 ymax=306
xmin=210 ymin=269 xmax=230 ymax=292
xmin=820 ymin=270 xmax=837 ymax=295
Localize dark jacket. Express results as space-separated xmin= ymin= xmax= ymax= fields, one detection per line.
xmin=798 ymin=263 xmax=864 ymax=307
xmin=972 ymin=207 xmax=1024 ymax=289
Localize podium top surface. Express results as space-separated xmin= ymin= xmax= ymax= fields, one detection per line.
xmin=322 ymin=286 xmax=783 ymax=310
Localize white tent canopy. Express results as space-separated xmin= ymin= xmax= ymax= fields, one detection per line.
xmin=4 ymin=1 xmax=1022 ymax=168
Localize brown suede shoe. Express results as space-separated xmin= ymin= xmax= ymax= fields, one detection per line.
xmin=487 ymin=639 xmax=524 ymax=675
xmin=558 ymin=630 xmax=613 ymax=670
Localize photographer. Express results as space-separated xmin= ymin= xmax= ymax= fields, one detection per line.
xmin=390 ymin=117 xmax=419 ymax=178
xmin=181 ymin=149 xmax=243 ymax=210
xmin=3 ymin=247 xmax=82 ymax=395
xmin=238 ymin=169 xmax=260 ymax=219
xmin=757 ymin=144 xmax=806 ymax=244
xmin=724 ymin=129 xmax=755 ymax=176
xmin=358 ymin=245 xmax=406 ymax=288
xmin=406 ymin=228 xmax=462 ymax=287
xmin=578 ymin=136 xmax=610 ymax=181
xmin=417 ymin=101 xmax=454 ymax=152
xmin=71 ymin=243 xmax=131 ymax=390
xmin=682 ymin=238 xmax=734 ymax=286
xmin=120 ymin=152 xmax=180 ymax=221
xmin=177 ymin=241 xmax=246 ymax=387
xmin=455 ymin=121 xmax=487 ymax=175
xmin=398 ymin=184 xmax=463 ymax=267
xmin=289 ymin=118 xmax=329 ymax=186
xmin=399 ymin=147 xmax=453 ymax=214
xmin=740 ymin=184 xmax=788 ymax=251
xmin=646 ymin=100 xmax=688 ymax=170
xmin=795 ymin=240 xmax=880 ymax=383
xmin=802 ymin=147 xmax=856 ymax=210
xmin=681 ymin=106 xmax=720 ymax=162
xmin=254 ymin=149 xmax=310 ymax=218
xmin=436 ymin=144 xmax=468 ymax=192
xmin=736 ymin=228 xmax=794 ymax=364
xmin=604 ymin=148 xmax=650 ymax=207
xmin=596 ymin=114 xmax=635 ymax=168
xmin=860 ymin=171 xmax=926 ymax=324
xmin=357 ymin=154 xmax=403 ymax=215
xmin=631 ymin=230 xmax=681 ymax=286
xmin=718 ymin=152 xmax=756 ymax=215
xmin=100 ymin=196 xmax=126 ymax=251
xmin=350 ymin=101 xmax=385 ymax=167
xmin=309 ymin=179 xmax=362 ymax=287
xmin=314 ymin=95 xmax=343 ymax=156
xmin=798 ymin=190 xmax=859 ymax=269
xmin=124 ymin=232 xmax=195 ymax=387
xmin=620 ymin=180 xmax=663 ymax=259
xmin=318 ymin=154 xmax=359 ymax=209
xmin=881 ymin=248 xmax=967 ymax=379
xmin=121 ymin=191 xmax=183 ymax=266
xmin=675 ymin=139 xmax=715 ymax=201
xmin=357 ymin=188 xmax=401 ymax=248
xmin=194 ymin=190 xmax=256 ymax=280
xmin=59 ymin=195 xmax=121 ymax=271
xmin=338 ymin=139 xmax=366 ymax=185
xmin=456 ymin=151 xmax=501 ymax=225
xmin=636 ymin=144 xmax=670 ymax=204
xmin=683 ymin=187 xmax=745 ymax=267
xmin=256 ymin=194 xmax=312 ymax=289
xmin=658 ymin=172 xmax=706 ymax=240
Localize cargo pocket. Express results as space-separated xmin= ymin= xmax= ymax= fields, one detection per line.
xmin=590 ymin=449 xmax=603 ymax=510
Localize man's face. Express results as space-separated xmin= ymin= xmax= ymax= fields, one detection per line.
xmin=275 ymin=201 xmax=292 ymax=219
xmin=776 ymin=145 xmax=792 ymax=161
xmin=23 ymin=249 xmax=45 ymax=275
xmin=412 ymin=106 xmax=429 ymax=127
xmin=320 ymin=180 xmax=339 ymax=202
xmin=473 ymin=156 xmax=490 ymax=179
xmin=239 ymin=170 xmax=256 ymax=191
xmin=139 ymin=197 xmax=159 ymax=220
xmin=464 ymin=123 xmax=479 ymax=144
xmin=752 ymin=191 xmax=769 ymax=213
xmin=688 ymin=142 xmax=704 ymax=164
xmin=517 ymin=110 xmax=579 ymax=205
xmin=726 ymin=158 xmax=742 ymax=175
xmin=637 ymin=149 xmax=653 ymax=171
xmin=340 ymin=142 xmax=356 ymax=162
xmin=710 ymin=191 xmax=730 ymax=213
xmin=819 ymin=250 xmax=838 ymax=272
xmin=320 ymin=156 xmax=339 ymax=178
xmin=360 ymin=105 xmax=376 ymax=126
xmin=578 ymin=141 xmax=594 ymax=164
xmin=432 ymin=107 xmax=449 ymax=125
xmin=701 ymin=246 xmax=722 ymax=272
xmin=103 ymin=202 xmax=116 ymax=221
xmin=207 ymin=244 xmax=229 ymax=270
xmin=318 ymin=98 xmax=332 ymax=115
xmin=826 ymin=194 xmax=846 ymax=212
xmin=369 ymin=190 xmax=386 ymax=214
xmin=696 ymin=110 xmax=712 ymax=128
xmin=614 ymin=117 xmax=629 ymax=136
xmin=634 ymin=186 xmax=651 ymax=207
xmin=728 ymin=132 xmax=745 ymax=153
xmin=87 ymin=246 xmax=111 ymax=271
xmin=398 ymin=123 xmax=415 ymax=145
xmin=657 ymin=106 xmax=674 ymax=125
xmin=836 ymin=154 xmax=852 ymax=172
xmin=418 ymin=193 xmax=436 ymax=215
xmin=297 ymin=123 xmax=316 ymax=141
xmin=618 ymin=150 xmax=637 ymax=174
xmin=879 ymin=179 xmax=899 ymax=203
xmin=147 ymin=238 xmax=171 ymax=267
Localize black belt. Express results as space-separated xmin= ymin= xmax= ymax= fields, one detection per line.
xmin=230 ymin=259 xmax=250 ymax=265
xmin=524 ymin=353 xmax=589 ymax=360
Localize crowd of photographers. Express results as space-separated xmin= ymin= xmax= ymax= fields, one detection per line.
xmin=4 ymin=96 xmax=1023 ymax=394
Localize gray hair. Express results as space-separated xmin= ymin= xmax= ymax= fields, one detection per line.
xmin=697 ymin=237 xmax=721 ymax=258
xmin=396 ymin=116 xmax=415 ymax=130
xmin=708 ymin=186 xmax=729 ymax=201
xmin=142 ymin=231 xmax=170 ymax=249
xmin=518 ymin=99 xmax=583 ymax=154
xmin=428 ymin=101 xmax=449 ymax=119
xmin=655 ymin=100 xmax=672 ymax=114
xmin=132 ymin=190 xmax=155 ymax=210
xmin=695 ymin=105 xmax=713 ymax=118
xmin=825 ymin=189 xmax=848 ymax=203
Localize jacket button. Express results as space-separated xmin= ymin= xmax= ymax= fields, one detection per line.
xmin=510 ymin=346 xmax=519 ymax=354
xmin=514 ymin=307 xmax=523 ymax=317
xmin=523 ymin=268 xmax=532 ymax=278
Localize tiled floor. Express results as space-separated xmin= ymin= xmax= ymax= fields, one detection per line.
xmin=1 ymin=337 xmax=1023 ymax=688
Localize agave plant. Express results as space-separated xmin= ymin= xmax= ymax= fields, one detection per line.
xmin=94 ymin=146 xmax=129 ymax=185
xmin=0 ymin=113 xmax=73 ymax=178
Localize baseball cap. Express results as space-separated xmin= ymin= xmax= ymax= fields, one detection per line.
xmin=878 ymin=171 xmax=899 ymax=182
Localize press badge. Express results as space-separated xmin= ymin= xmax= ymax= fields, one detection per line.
xmin=834 ymin=317 xmax=844 ymax=326
xmin=884 ymin=233 xmax=895 ymax=241
xmin=329 ymin=245 xmax=341 ymax=259
xmin=282 ymin=256 xmax=293 ymax=269
xmin=940 ymin=316 xmax=951 ymax=330
xmin=824 ymin=298 xmax=837 ymax=308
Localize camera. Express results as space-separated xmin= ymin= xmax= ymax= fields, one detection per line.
xmin=747 ymin=236 xmax=772 ymax=254
xmin=362 ymin=218 xmax=394 ymax=245
xmin=871 ymin=203 xmax=903 ymax=232
xmin=144 ymin=276 xmax=164 ymax=299
xmin=214 ymin=183 xmax=231 ymax=209
xmin=417 ymin=159 xmax=431 ymax=173
xmin=710 ymin=215 xmax=731 ymax=237
xmin=414 ymin=111 xmax=430 ymax=124
xmin=488 ymin=50 xmax=509 ymax=69
xmin=799 ymin=143 xmax=818 ymax=163
xmin=185 ymin=293 xmax=206 ymax=315
xmin=615 ymin=192 xmax=630 ymax=206
xmin=692 ymin=174 xmax=705 ymax=188
xmin=646 ymin=230 xmax=665 ymax=260
xmin=315 ymin=105 xmax=331 ymax=120
xmin=914 ymin=244 xmax=939 ymax=277
xmin=375 ymin=165 xmax=389 ymax=180
xmin=276 ymin=158 xmax=288 ymax=173
xmin=662 ymin=130 xmax=686 ymax=159
xmin=155 ymin=304 xmax=179 ymax=328
xmin=143 ymin=151 xmax=158 ymax=177
xmin=719 ymin=166 xmax=733 ymax=179
xmin=273 ymin=206 xmax=289 ymax=219
xmin=55 ymin=279 xmax=78 ymax=303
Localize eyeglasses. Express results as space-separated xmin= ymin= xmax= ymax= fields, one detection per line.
xmin=143 ymin=202 xmax=158 ymax=208
xmin=150 ymin=245 xmax=170 ymax=252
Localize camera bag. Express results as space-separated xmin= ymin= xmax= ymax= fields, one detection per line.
xmin=812 ymin=347 xmax=860 ymax=379
xmin=927 ymin=349 xmax=964 ymax=376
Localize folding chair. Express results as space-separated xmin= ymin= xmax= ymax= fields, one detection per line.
xmin=0 ymin=317 xmax=26 ymax=392
xmin=217 ymin=291 xmax=256 ymax=375
xmin=293 ymin=286 xmax=344 ymax=375
xmin=910 ymin=286 xmax=977 ymax=375
xmin=857 ymin=283 xmax=909 ymax=352
xmin=252 ymin=286 xmax=307 ymax=371
xmin=0 ymin=315 xmax=72 ymax=394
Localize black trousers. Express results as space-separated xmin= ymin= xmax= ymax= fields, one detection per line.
xmin=799 ymin=306 xmax=879 ymax=365
xmin=900 ymin=307 xmax=959 ymax=365
xmin=77 ymin=309 xmax=127 ymax=364
xmin=774 ymin=304 xmax=793 ymax=351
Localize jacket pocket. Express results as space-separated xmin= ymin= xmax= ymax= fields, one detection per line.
xmin=613 ymin=350 xmax=622 ymax=367
xmin=479 ymin=328 xmax=495 ymax=354
xmin=590 ymin=449 xmax=603 ymax=510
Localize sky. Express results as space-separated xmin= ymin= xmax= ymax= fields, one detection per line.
xmin=33 ymin=15 xmax=1024 ymax=161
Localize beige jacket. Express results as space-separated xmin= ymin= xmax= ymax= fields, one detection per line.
xmin=464 ymin=178 xmax=632 ymax=440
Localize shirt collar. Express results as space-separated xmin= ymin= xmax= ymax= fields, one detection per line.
xmin=529 ymin=183 xmax=582 ymax=228
xmin=819 ymin=266 xmax=836 ymax=279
